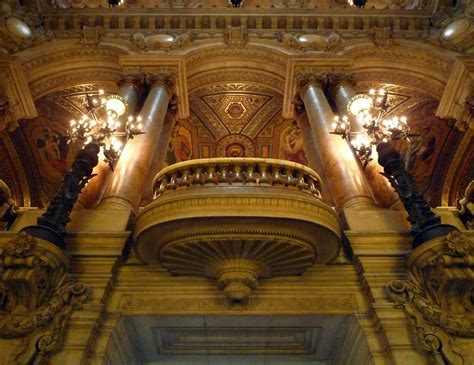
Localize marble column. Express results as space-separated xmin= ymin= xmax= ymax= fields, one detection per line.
xmin=99 ymin=73 xmax=174 ymax=211
xmin=297 ymin=72 xmax=376 ymax=211
xmin=328 ymin=73 xmax=402 ymax=209
xmin=139 ymin=110 xmax=178 ymax=206
xmin=76 ymin=74 xmax=143 ymax=209
xmin=296 ymin=114 xmax=334 ymax=207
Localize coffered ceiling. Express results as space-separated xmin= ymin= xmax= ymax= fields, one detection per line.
xmin=189 ymin=83 xmax=283 ymax=140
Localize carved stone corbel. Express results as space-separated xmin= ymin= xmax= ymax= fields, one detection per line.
xmin=385 ymin=231 xmax=474 ymax=364
xmin=0 ymin=232 xmax=89 ymax=364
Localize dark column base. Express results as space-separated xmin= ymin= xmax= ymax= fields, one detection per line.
xmin=22 ymin=225 xmax=65 ymax=250
xmin=413 ymin=224 xmax=458 ymax=249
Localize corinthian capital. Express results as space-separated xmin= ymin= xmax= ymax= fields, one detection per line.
xmin=295 ymin=71 xmax=328 ymax=93
xmin=327 ymin=72 xmax=358 ymax=89
xmin=145 ymin=71 xmax=175 ymax=93
xmin=116 ymin=72 xmax=145 ymax=88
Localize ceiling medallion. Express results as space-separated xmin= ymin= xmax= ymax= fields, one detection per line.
xmin=225 ymin=102 xmax=247 ymax=119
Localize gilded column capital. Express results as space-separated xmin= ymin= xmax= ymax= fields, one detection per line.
xmin=295 ymin=71 xmax=328 ymax=95
xmin=145 ymin=71 xmax=175 ymax=94
xmin=116 ymin=72 xmax=145 ymax=88
xmin=327 ymin=72 xmax=358 ymax=92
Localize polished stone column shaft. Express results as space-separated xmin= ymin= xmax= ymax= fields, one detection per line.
xmin=328 ymin=73 xmax=401 ymax=209
xmin=99 ymin=74 xmax=173 ymax=211
xmin=298 ymin=74 xmax=375 ymax=211
xmin=139 ymin=110 xmax=177 ymax=206
xmin=77 ymin=75 xmax=142 ymax=209
xmin=296 ymin=115 xmax=334 ymax=207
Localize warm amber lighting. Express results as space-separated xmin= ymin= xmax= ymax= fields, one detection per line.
xmin=347 ymin=94 xmax=373 ymax=117
xmin=105 ymin=95 xmax=127 ymax=119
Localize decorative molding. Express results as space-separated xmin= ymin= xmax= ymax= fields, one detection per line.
xmin=119 ymin=295 xmax=358 ymax=314
xmin=187 ymin=70 xmax=285 ymax=93
xmin=385 ymin=231 xmax=474 ymax=364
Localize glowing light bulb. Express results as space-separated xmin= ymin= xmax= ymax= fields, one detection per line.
xmin=99 ymin=89 xmax=105 ymax=95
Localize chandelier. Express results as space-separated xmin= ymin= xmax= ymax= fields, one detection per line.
xmin=108 ymin=0 xmax=123 ymax=7
xmin=229 ymin=0 xmax=244 ymax=7
xmin=332 ymin=88 xmax=411 ymax=167
xmin=68 ymin=89 xmax=143 ymax=169
xmin=347 ymin=0 xmax=367 ymax=8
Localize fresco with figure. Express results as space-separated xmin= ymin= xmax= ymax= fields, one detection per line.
xmin=278 ymin=120 xmax=308 ymax=166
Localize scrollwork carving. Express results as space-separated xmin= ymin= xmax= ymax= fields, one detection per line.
xmin=0 ymin=232 xmax=89 ymax=364
xmin=386 ymin=231 xmax=474 ymax=364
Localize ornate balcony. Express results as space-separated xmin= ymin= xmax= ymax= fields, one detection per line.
xmin=134 ymin=158 xmax=341 ymax=300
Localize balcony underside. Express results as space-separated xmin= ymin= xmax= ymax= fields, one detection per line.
xmin=134 ymin=158 xmax=341 ymax=300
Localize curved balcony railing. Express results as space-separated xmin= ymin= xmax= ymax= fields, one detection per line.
xmin=152 ymin=158 xmax=323 ymax=200
xmin=135 ymin=158 xmax=341 ymax=301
